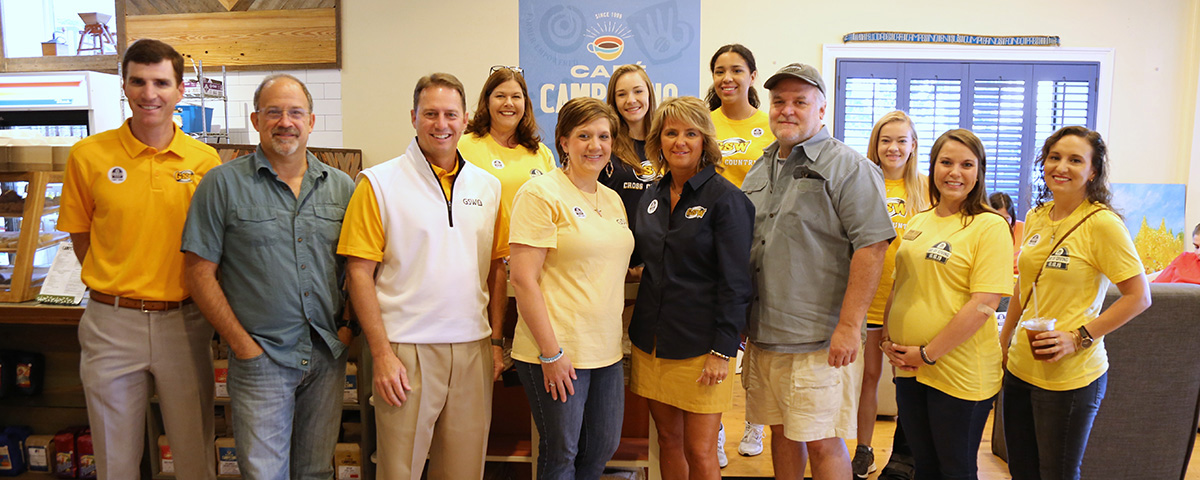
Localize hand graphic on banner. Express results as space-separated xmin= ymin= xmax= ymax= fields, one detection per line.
xmin=628 ymin=1 xmax=693 ymax=63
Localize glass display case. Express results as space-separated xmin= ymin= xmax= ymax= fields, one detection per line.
xmin=0 ymin=172 xmax=66 ymax=302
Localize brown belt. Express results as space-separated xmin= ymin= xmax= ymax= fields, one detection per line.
xmin=89 ymin=291 xmax=194 ymax=311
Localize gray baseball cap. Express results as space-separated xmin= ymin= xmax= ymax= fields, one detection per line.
xmin=764 ymin=63 xmax=826 ymax=95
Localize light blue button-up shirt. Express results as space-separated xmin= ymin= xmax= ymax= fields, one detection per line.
xmin=182 ymin=147 xmax=355 ymax=368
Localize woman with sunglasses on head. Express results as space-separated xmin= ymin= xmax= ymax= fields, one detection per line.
xmin=882 ymin=129 xmax=1013 ymax=480
xmin=629 ymin=96 xmax=753 ymax=480
xmin=855 ymin=111 xmax=928 ymax=479
xmin=459 ymin=65 xmax=556 ymax=377
xmin=706 ymin=44 xmax=775 ymax=190
xmin=509 ymin=97 xmax=634 ymax=480
xmin=999 ymin=126 xmax=1150 ymax=480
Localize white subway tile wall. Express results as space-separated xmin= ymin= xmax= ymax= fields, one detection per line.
xmin=123 ymin=68 xmax=344 ymax=148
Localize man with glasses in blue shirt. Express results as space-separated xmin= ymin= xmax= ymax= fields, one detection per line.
xmin=182 ymin=74 xmax=355 ymax=479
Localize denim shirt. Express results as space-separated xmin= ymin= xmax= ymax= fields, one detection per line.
xmin=182 ymin=147 xmax=355 ymax=369
xmin=630 ymin=165 xmax=754 ymax=359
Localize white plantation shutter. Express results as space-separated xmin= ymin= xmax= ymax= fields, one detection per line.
xmin=835 ymin=60 xmax=1098 ymax=218
xmin=841 ymin=77 xmax=898 ymax=156
xmin=971 ymin=78 xmax=1027 ymax=201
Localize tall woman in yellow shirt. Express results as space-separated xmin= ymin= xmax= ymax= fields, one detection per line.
xmin=999 ymin=126 xmax=1150 ymax=480
xmin=459 ymin=66 xmax=556 ymax=372
xmin=882 ymin=129 xmax=1013 ymax=480
xmin=705 ymin=44 xmax=775 ymax=189
xmin=855 ymin=111 xmax=928 ymax=478
xmin=509 ymin=98 xmax=635 ymax=480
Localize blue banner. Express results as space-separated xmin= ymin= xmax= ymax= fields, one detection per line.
xmin=519 ymin=0 xmax=701 ymax=152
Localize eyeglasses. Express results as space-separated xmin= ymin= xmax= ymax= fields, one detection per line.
xmin=490 ymin=65 xmax=524 ymax=75
xmin=258 ymin=108 xmax=310 ymax=121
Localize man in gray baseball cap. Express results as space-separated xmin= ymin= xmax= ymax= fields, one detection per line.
xmin=739 ymin=62 xmax=894 ymax=479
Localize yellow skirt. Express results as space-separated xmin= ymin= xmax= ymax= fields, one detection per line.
xmin=630 ymin=346 xmax=733 ymax=414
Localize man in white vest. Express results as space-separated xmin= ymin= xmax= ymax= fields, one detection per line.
xmin=337 ymin=73 xmax=507 ymax=480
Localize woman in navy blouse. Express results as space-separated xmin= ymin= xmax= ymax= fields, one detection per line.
xmin=629 ymin=96 xmax=754 ymax=479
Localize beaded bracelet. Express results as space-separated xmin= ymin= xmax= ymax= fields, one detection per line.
xmin=709 ymin=350 xmax=731 ymax=360
xmin=539 ymin=348 xmax=564 ymax=363
xmin=919 ymin=345 xmax=937 ymax=365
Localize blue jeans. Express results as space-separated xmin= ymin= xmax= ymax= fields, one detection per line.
xmin=1002 ymin=371 xmax=1107 ymax=480
xmin=516 ymin=360 xmax=624 ymax=480
xmin=228 ymin=329 xmax=347 ymax=480
xmin=895 ymin=377 xmax=994 ymax=480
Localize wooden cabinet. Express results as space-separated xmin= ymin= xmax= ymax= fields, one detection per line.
xmin=0 ymin=172 xmax=67 ymax=302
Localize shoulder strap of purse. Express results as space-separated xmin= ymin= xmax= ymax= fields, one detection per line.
xmin=1019 ymin=207 xmax=1107 ymax=313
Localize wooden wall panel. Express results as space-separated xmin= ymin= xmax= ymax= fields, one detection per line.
xmin=124 ymin=9 xmax=337 ymax=67
xmin=125 ymin=0 xmax=332 ymax=15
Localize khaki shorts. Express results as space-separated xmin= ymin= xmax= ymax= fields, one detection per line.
xmin=743 ymin=342 xmax=863 ymax=442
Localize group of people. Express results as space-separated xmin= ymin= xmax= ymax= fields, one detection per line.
xmin=57 ymin=38 xmax=1154 ymax=480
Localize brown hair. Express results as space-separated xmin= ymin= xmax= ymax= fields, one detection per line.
xmin=1033 ymin=126 xmax=1115 ymax=210
xmin=413 ymin=73 xmax=466 ymax=112
xmin=554 ymin=97 xmax=618 ymax=167
xmin=867 ymin=110 xmax=929 ymax=214
xmin=123 ymin=39 xmax=184 ymax=85
xmin=645 ymin=96 xmax=722 ymax=174
xmin=705 ymin=44 xmax=759 ymax=111
xmin=606 ymin=64 xmax=657 ymax=169
xmin=928 ymin=129 xmax=1000 ymax=225
xmin=465 ymin=68 xmax=543 ymax=154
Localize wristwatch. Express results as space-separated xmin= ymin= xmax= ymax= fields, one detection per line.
xmin=1076 ymin=326 xmax=1094 ymax=349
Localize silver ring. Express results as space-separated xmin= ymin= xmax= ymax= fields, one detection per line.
xmin=548 ymin=382 xmax=555 ymax=387
xmin=717 ymin=379 xmax=723 ymax=384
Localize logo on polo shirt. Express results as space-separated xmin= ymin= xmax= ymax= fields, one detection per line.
xmin=925 ymin=241 xmax=952 ymax=264
xmin=175 ymin=169 xmax=195 ymax=183
xmin=635 ymin=160 xmax=657 ymax=182
xmin=492 ymin=159 xmax=505 ymax=169
xmin=462 ymin=198 xmax=484 ymax=207
xmin=647 ymin=199 xmax=659 ymax=214
xmin=530 ymin=168 xmax=544 ymax=177
xmin=684 ymin=206 xmax=707 ymax=219
xmin=108 ymin=166 xmax=127 ymax=184
xmin=1046 ymin=247 xmax=1070 ymax=270
xmin=1027 ymin=234 xmax=1041 ymax=247
xmin=572 ymin=206 xmax=586 ymax=218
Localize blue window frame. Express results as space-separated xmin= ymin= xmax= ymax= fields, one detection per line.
xmin=834 ymin=60 xmax=1099 ymax=218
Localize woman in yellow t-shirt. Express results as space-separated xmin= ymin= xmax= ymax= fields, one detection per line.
xmin=509 ymin=97 xmax=635 ymax=480
xmin=882 ymin=129 xmax=1013 ymax=480
xmin=854 ymin=111 xmax=929 ymax=478
xmin=999 ymin=127 xmax=1150 ymax=480
xmin=705 ymin=44 xmax=775 ymax=189
xmin=459 ymin=66 xmax=556 ymax=372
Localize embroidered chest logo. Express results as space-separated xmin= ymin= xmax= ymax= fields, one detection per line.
xmin=1046 ymin=247 xmax=1070 ymax=270
xmin=462 ymin=198 xmax=484 ymax=207
xmin=1027 ymin=234 xmax=1041 ymax=247
xmin=635 ymin=160 xmax=657 ymax=182
xmin=572 ymin=206 xmax=587 ymax=218
xmin=925 ymin=241 xmax=952 ymax=264
xmin=529 ymin=168 xmax=544 ymax=177
xmin=885 ymin=197 xmax=906 ymax=218
xmin=492 ymin=159 xmax=505 ymax=169
xmin=174 ymin=169 xmax=195 ymax=183
xmin=903 ymin=229 xmax=922 ymax=241
xmin=616 ymin=218 xmax=627 ymax=226
xmin=647 ymin=199 xmax=659 ymax=214
xmin=684 ymin=206 xmax=707 ymax=219
xmin=107 ymin=166 xmax=127 ymax=184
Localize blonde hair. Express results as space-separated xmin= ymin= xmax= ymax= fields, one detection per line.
xmin=867 ymin=111 xmax=929 ymax=214
xmin=606 ymin=64 xmax=657 ymax=169
xmin=644 ymin=96 xmax=723 ymax=174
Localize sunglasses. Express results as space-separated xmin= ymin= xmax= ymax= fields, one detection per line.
xmin=490 ymin=65 xmax=524 ymax=75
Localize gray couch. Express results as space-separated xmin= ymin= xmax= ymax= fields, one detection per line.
xmin=992 ymin=283 xmax=1200 ymax=479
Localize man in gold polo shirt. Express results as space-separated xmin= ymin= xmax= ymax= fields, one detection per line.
xmin=57 ymin=39 xmax=219 ymax=480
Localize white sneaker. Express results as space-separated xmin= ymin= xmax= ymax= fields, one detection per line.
xmin=716 ymin=423 xmax=728 ymax=468
xmin=738 ymin=422 xmax=764 ymax=457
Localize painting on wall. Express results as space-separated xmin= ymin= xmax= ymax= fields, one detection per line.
xmin=1111 ymin=183 xmax=1187 ymax=273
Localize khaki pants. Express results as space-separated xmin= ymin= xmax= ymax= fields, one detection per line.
xmin=375 ymin=339 xmax=493 ymax=480
xmin=79 ymin=302 xmax=216 ymax=480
